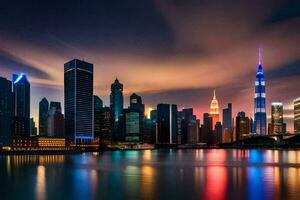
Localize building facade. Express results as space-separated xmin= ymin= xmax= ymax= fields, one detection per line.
xmin=271 ymin=102 xmax=284 ymax=134
xmin=236 ymin=112 xmax=250 ymax=140
xmin=294 ymin=98 xmax=300 ymax=134
xmin=64 ymin=59 xmax=94 ymax=144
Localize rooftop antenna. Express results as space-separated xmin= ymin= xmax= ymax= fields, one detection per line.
xmin=258 ymin=47 xmax=262 ymax=65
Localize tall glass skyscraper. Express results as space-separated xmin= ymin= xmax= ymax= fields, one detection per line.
xmin=254 ymin=49 xmax=267 ymax=135
xmin=12 ymin=73 xmax=30 ymax=137
xmin=64 ymin=59 xmax=94 ymax=144
xmin=271 ymin=102 xmax=284 ymax=134
xmin=294 ymin=98 xmax=300 ymax=134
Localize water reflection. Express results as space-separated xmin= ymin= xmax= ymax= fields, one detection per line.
xmin=0 ymin=150 xmax=300 ymax=200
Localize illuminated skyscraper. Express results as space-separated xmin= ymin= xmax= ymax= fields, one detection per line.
xmin=271 ymin=102 xmax=284 ymax=134
xmin=39 ymin=97 xmax=49 ymax=136
xmin=12 ymin=73 xmax=30 ymax=137
xmin=294 ymin=98 xmax=300 ymax=134
xmin=254 ymin=49 xmax=267 ymax=135
xmin=94 ymin=95 xmax=103 ymax=139
xmin=210 ymin=89 xmax=219 ymax=128
xmin=64 ymin=59 xmax=94 ymax=144
xmin=110 ymin=78 xmax=123 ymax=142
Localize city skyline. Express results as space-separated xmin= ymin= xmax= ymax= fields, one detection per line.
xmin=0 ymin=0 xmax=299 ymax=132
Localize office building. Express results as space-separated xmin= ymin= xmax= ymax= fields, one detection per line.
xmin=12 ymin=73 xmax=30 ymax=137
xmin=156 ymin=104 xmax=177 ymax=144
xmin=100 ymin=106 xmax=112 ymax=144
xmin=294 ymin=98 xmax=300 ymax=134
xmin=0 ymin=77 xmax=13 ymax=146
xmin=94 ymin=96 xmax=103 ymax=139
xmin=271 ymin=102 xmax=284 ymax=134
xmin=64 ymin=59 xmax=94 ymax=144
xmin=47 ymin=102 xmax=64 ymax=137
xmin=236 ymin=112 xmax=250 ymax=140
xmin=254 ymin=49 xmax=267 ymax=135
xmin=222 ymin=103 xmax=233 ymax=142
xmin=39 ymin=97 xmax=49 ymax=136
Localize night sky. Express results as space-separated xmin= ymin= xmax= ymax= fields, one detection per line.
xmin=0 ymin=0 xmax=299 ymax=131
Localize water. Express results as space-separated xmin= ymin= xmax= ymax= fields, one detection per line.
xmin=1 ymin=149 xmax=300 ymax=200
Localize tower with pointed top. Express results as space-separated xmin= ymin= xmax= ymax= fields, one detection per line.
xmin=254 ymin=49 xmax=267 ymax=135
xmin=110 ymin=78 xmax=124 ymax=141
xmin=210 ymin=89 xmax=220 ymax=128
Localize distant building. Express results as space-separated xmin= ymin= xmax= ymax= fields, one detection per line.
xmin=201 ymin=113 xmax=213 ymax=144
xmin=100 ymin=106 xmax=111 ymax=144
xmin=294 ymin=98 xmax=300 ymax=134
xmin=30 ymin=118 xmax=37 ymax=136
xmin=180 ymin=108 xmax=194 ymax=144
xmin=210 ymin=90 xmax=220 ymax=129
xmin=215 ymin=122 xmax=223 ymax=144
xmin=47 ymin=102 xmax=64 ymax=137
xmin=187 ymin=119 xmax=198 ymax=144
xmin=123 ymin=108 xmax=141 ymax=143
xmin=0 ymin=77 xmax=13 ymax=146
xmin=254 ymin=49 xmax=267 ymax=135
xmin=94 ymin=96 xmax=103 ymax=139
xmin=64 ymin=59 xmax=94 ymax=144
xmin=110 ymin=78 xmax=124 ymax=142
xmin=271 ymin=102 xmax=284 ymax=134
xmin=129 ymin=93 xmax=145 ymax=142
xmin=236 ymin=112 xmax=250 ymax=140
xmin=12 ymin=73 xmax=30 ymax=137
xmin=39 ymin=97 xmax=49 ymax=136
xmin=222 ymin=103 xmax=233 ymax=142
xmin=156 ymin=104 xmax=177 ymax=144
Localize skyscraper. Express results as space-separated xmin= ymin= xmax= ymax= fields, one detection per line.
xmin=39 ymin=97 xmax=49 ymax=136
xmin=210 ymin=90 xmax=219 ymax=128
xmin=254 ymin=49 xmax=267 ymax=135
xmin=12 ymin=73 xmax=30 ymax=137
xmin=0 ymin=77 xmax=13 ymax=146
xmin=110 ymin=78 xmax=123 ymax=142
xmin=180 ymin=108 xmax=194 ymax=144
xmin=294 ymin=98 xmax=300 ymax=134
xmin=271 ymin=102 xmax=284 ymax=134
xmin=156 ymin=104 xmax=177 ymax=144
xmin=222 ymin=103 xmax=233 ymax=142
xmin=94 ymin=95 xmax=103 ymax=139
xmin=123 ymin=108 xmax=141 ymax=143
xmin=64 ymin=59 xmax=94 ymax=144
xmin=236 ymin=112 xmax=250 ymax=140
xmin=47 ymin=102 xmax=64 ymax=137
xmin=129 ymin=93 xmax=145 ymax=142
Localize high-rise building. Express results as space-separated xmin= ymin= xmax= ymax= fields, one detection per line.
xmin=156 ymin=104 xmax=177 ymax=144
xmin=110 ymin=78 xmax=123 ymax=142
xmin=210 ymin=90 xmax=220 ymax=128
xmin=94 ymin=96 xmax=103 ymax=139
xmin=254 ymin=49 xmax=267 ymax=135
xmin=271 ymin=102 xmax=284 ymax=134
xmin=47 ymin=102 xmax=64 ymax=137
xmin=0 ymin=77 xmax=13 ymax=146
xmin=39 ymin=97 xmax=49 ymax=136
xmin=215 ymin=122 xmax=223 ymax=144
xmin=200 ymin=113 xmax=213 ymax=144
xmin=123 ymin=108 xmax=141 ymax=143
xmin=129 ymin=93 xmax=145 ymax=142
xmin=180 ymin=108 xmax=194 ymax=144
xmin=100 ymin=106 xmax=112 ymax=144
xmin=30 ymin=118 xmax=37 ymax=136
xmin=64 ymin=59 xmax=94 ymax=144
xmin=187 ymin=119 xmax=198 ymax=144
xmin=12 ymin=73 xmax=30 ymax=137
xmin=294 ymin=98 xmax=300 ymax=134
xmin=222 ymin=103 xmax=233 ymax=142
xmin=236 ymin=112 xmax=250 ymax=140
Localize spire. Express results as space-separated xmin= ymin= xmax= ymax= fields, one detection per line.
xmin=258 ymin=47 xmax=262 ymax=65
xmin=213 ymin=89 xmax=216 ymax=100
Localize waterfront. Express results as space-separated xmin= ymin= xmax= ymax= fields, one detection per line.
xmin=1 ymin=149 xmax=300 ymax=200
